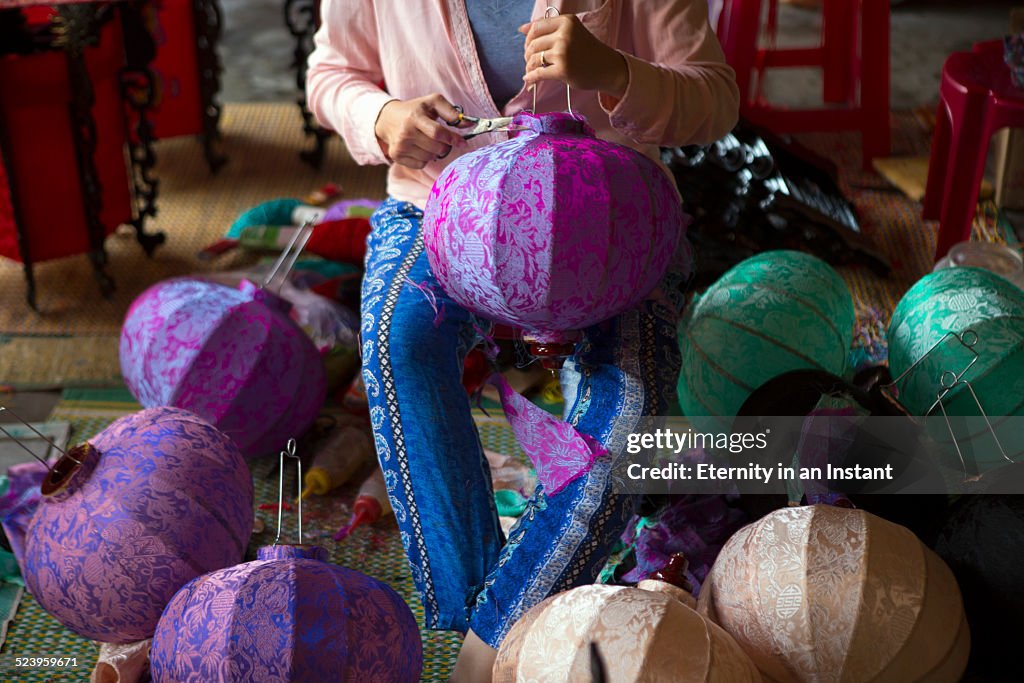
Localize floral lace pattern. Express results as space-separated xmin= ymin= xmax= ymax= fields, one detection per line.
xmin=698 ymin=505 xmax=969 ymax=683
xmin=120 ymin=277 xmax=327 ymax=458
xmin=423 ymin=111 xmax=684 ymax=344
xmin=24 ymin=407 xmax=254 ymax=643
xmin=151 ymin=544 xmax=423 ymax=682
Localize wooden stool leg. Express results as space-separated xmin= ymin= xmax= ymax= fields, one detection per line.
xmin=922 ymin=100 xmax=951 ymax=221
xmin=934 ymin=117 xmax=992 ymax=260
xmin=859 ymin=0 xmax=889 ymax=168
xmin=719 ymin=0 xmax=763 ymax=109
xmin=823 ymin=0 xmax=856 ymax=104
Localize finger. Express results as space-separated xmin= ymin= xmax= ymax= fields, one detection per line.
xmin=523 ymin=34 xmax=559 ymax=64
xmin=518 ymin=16 xmax=562 ymax=42
xmin=423 ymin=94 xmax=463 ymax=126
xmin=415 ymin=115 xmax=464 ymax=150
xmin=394 ymin=142 xmax=439 ymax=169
xmin=409 ymin=138 xmax=452 ymax=162
xmin=523 ymin=63 xmax=568 ymax=89
xmin=525 ymin=46 xmax=561 ymax=72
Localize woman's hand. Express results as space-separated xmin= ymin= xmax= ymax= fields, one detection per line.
xmin=374 ymin=94 xmax=467 ymax=169
xmin=519 ymin=15 xmax=629 ymax=97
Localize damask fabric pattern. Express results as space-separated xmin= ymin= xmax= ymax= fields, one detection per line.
xmin=119 ymin=277 xmax=327 ymax=459
xmin=23 ymin=407 xmax=254 ymax=643
xmin=889 ymin=266 xmax=1024 ymax=414
xmin=678 ymin=251 xmax=855 ymax=432
xmin=493 ymin=583 xmax=763 ymax=683
xmin=423 ymin=112 xmax=684 ymax=345
xmin=150 ymin=544 xmax=422 ymax=683
xmin=361 ymin=198 xmax=686 ymax=648
xmin=488 ymin=373 xmax=606 ymax=495
xmin=697 ymin=505 xmax=970 ymax=683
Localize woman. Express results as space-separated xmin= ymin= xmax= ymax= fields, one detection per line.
xmin=307 ymin=2 xmax=738 ymax=680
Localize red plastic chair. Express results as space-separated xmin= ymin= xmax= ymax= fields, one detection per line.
xmin=922 ymin=40 xmax=1024 ymax=260
xmin=717 ymin=0 xmax=891 ymax=169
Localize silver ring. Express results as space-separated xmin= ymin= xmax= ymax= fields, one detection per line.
xmin=540 ymin=50 xmax=550 ymax=67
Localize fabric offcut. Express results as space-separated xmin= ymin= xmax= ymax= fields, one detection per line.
xmin=488 ymin=374 xmax=605 ymax=495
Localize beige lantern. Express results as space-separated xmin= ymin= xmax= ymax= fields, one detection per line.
xmin=493 ymin=556 xmax=762 ymax=683
xmin=698 ymin=505 xmax=970 ymax=683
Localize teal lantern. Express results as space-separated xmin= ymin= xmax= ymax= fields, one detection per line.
xmin=677 ymin=251 xmax=855 ymax=431
xmin=888 ymin=267 xmax=1024 ymax=473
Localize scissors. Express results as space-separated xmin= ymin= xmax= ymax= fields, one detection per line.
xmin=452 ymin=106 xmax=527 ymax=140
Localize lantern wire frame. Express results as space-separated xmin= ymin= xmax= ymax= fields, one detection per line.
xmin=275 ymin=438 xmax=303 ymax=546
xmin=0 ymin=406 xmax=81 ymax=469
xmin=882 ymin=329 xmax=1014 ymax=480
xmin=0 ymin=406 xmax=71 ymax=467
xmin=263 ymin=220 xmax=316 ymax=294
xmin=530 ymin=7 xmax=575 ymax=117
xmin=0 ymin=405 xmax=90 ymax=496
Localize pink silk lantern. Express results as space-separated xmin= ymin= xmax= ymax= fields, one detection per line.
xmin=23 ymin=407 xmax=254 ymax=643
xmin=423 ymin=112 xmax=685 ymax=366
xmin=120 ymin=277 xmax=327 ymax=458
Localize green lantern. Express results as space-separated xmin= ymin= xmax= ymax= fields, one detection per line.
xmin=677 ymin=251 xmax=855 ymax=432
xmin=888 ymin=266 xmax=1024 ymax=473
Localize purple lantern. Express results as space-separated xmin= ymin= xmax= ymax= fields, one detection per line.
xmin=151 ymin=544 xmax=423 ymax=682
xmin=423 ymin=111 xmax=684 ymax=366
xmin=120 ymin=277 xmax=327 ymax=458
xmin=23 ymin=407 xmax=254 ymax=643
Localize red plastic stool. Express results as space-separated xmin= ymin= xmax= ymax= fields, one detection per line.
xmin=717 ymin=0 xmax=891 ymax=169
xmin=922 ymin=40 xmax=1024 ymax=260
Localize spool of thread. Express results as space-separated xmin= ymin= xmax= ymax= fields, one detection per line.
xmin=334 ymin=469 xmax=392 ymax=541
xmin=302 ymin=424 xmax=373 ymax=499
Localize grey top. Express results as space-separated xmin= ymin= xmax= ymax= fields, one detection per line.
xmin=466 ymin=1 xmax=535 ymax=109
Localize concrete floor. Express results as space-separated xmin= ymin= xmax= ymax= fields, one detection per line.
xmin=218 ymin=0 xmax=1020 ymax=108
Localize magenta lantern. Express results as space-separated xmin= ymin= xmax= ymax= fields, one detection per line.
xmin=151 ymin=544 xmax=423 ymax=683
xmin=119 ymin=277 xmax=327 ymax=458
xmin=423 ymin=112 xmax=685 ymax=366
xmin=23 ymin=407 xmax=254 ymax=643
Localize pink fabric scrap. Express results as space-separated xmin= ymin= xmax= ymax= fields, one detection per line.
xmin=489 ymin=374 xmax=605 ymax=495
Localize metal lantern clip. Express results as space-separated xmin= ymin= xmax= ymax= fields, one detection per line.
xmin=884 ymin=329 xmax=1014 ymax=480
xmin=275 ymin=437 xmax=303 ymax=546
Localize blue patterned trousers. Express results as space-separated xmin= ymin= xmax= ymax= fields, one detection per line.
xmin=360 ymin=198 xmax=687 ymax=648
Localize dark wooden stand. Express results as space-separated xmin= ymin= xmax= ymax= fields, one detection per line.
xmin=0 ymin=2 xmax=164 ymax=308
xmin=190 ymin=0 xmax=226 ymax=172
xmin=284 ymin=0 xmax=330 ymax=168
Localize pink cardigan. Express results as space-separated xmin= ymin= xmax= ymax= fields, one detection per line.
xmin=307 ymin=0 xmax=740 ymax=208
